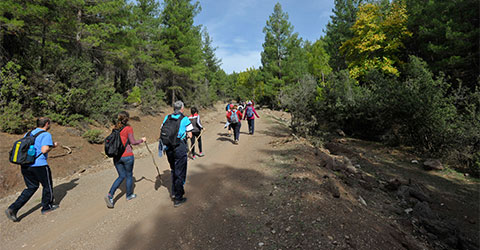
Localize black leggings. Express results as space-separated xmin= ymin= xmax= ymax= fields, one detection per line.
xmin=190 ymin=131 xmax=203 ymax=155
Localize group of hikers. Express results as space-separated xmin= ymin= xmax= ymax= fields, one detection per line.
xmin=5 ymin=100 xmax=257 ymax=222
xmin=225 ymin=100 xmax=260 ymax=144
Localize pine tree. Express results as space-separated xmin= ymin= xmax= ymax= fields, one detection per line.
xmin=323 ymin=0 xmax=363 ymax=71
xmin=160 ymin=0 xmax=205 ymax=104
xmin=405 ymin=0 xmax=479 ymax=89
xmin=260 ymin=2 xmax=306 ymax=107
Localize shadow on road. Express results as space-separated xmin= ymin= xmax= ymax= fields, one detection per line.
xmin=17 ymin=178 xmax=79 ymax=221
xmin=115 ymin=164 xmax=274 ymax=250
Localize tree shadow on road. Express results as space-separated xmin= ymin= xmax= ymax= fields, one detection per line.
xmin=115 ymin=164 xmax=275 ymax=250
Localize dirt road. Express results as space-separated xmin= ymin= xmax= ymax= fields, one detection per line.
xmin=2 ymin=103 xmax=479 ymax=250
xmin=0 ymin=104 xmax=283 ymax=250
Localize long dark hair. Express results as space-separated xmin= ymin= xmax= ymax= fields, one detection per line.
xmin=191 ymin=107 xmax=198 ymax=115
xmin=115 ymin=111 xmax=130 ymax=129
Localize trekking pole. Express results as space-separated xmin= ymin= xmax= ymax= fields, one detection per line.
xmin=144 ymin=142 xmax=161 ymax=177
xmin=188 ymin=129 xmax=206 ymax=153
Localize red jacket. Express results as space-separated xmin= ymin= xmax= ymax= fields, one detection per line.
xmin=226 ymin=110 xmax=243 ymax=122
xmin=243 ymin=105 xmax=259 ymax=120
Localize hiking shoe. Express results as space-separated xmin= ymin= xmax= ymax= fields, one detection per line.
xmin=126 ymin=194 xmax=137 ymax=201
xmin=5 ymin=208 xmax=18 ymax=222
xmin=41 ymin=204 xmax=59 ymax=215
xmin=174 ymin=197 xmax=187 ymax=207
xmin=105 ymin=194 xmax=114 ymax=208
xmin=198 ymin=152 xmax=205 ymax=157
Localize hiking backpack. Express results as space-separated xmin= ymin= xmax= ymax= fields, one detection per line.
xmin=9 ymin=130 xmax=46 ymax=165
xmin=229 ymin=111 xmax=239 ymax=124
xmin=160 ymin=114 xmax=184 ymax=147
xmin=246 ymin=106 xmax=254 ymax=118
xmin=104 ymin=126 xmax=129 ymax=158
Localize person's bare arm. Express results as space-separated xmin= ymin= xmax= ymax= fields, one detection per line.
xmin=41 ymin=142 xmax=58 ymax=154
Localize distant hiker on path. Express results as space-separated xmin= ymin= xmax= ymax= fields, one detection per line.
xmin=225 ymin=104 xmax=234 ymax=137
xmin=6 ymin=117 xmax=59 ymax=222
xmin=188 ymin=107 xmax=205 ymax=160
xmin=243 ymin=101 xmax=260 ymax=135
xmin=105 ymin=111 xmax=146 ymax=209
xmin=226 ymin=104 xmax=243 ymax=144
xmin=160 ymin=101 xmax=193 ymax=207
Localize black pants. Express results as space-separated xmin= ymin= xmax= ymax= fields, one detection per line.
xmin=247 ymin=119 xmax=255 ymax=134
xmin=9 ymin=165 xmax=55 ymax=212
xmin=190 ymin=131 xmax=203 ymax=155
xmin=231 ymin=122 xmax=241 ymax=141
xmin=166 ymin=142 xmax=188 ymax=200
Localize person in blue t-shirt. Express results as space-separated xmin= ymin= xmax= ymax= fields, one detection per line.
xmin=161 ymin=101 xmax=193 ymax=207
xmin=5 ymin=117 xmax=59 ymax=222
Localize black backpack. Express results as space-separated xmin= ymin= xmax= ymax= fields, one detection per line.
xmin=160 ymin=114 xmax=184 ymax=147
xmin=104 ymin=126 xmax=129 ymax=158
xmin=9 ymin=130 xmax=46 ymax=165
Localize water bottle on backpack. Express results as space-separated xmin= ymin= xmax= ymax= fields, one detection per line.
xmin=27 ymin=145 xmax=36 ymax=163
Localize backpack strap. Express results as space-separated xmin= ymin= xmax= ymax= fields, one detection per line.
xmin=118 ymin=125 xmax=130 ymax=147
xmin=32 ymin=130 xmax=46 ymax=138
xmin=27 ymin=130 xmax=48 ymax=160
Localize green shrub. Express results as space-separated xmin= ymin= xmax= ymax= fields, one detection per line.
xmin=0 ymin=62 xmax=34 ymax=133
xmin=82 ymin=129 xmax=104 ymax=144
xmin=139 ymin=79 xmax=165 ymax=114
xmin=280 ymin=75 xmax=319 ymax=136
xmin=126 ymin=86 xmax=142 ymax=104
xmin=88 ymin=82 xmax=124 ymax=125
xmin=0 ymin=101 xmax=33 ymax=133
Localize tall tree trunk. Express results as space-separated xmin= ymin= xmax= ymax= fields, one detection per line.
xmin=40 ymin=23 xmax=47 ymax=70
xmin=76 ymin=9 xmax=82 ymax=57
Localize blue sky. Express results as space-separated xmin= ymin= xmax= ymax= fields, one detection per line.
xmin=194 ymin=0 xmax=335 ymax=74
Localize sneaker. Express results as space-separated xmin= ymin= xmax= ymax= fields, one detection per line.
xmin=41 ymin=204 xmax=59 ymax=215
xmin=192 ymin=155 xmax=196 ymax=160
xmin=234 ymin=140 xmax=239 ymax=145
xmin=5 ymin=208 xmax=18 ymax=222
xmin=126 ymin=194 xmax=137 ymax=201
xmin=198 ymin=152 xmax=205 ymax=157
xmin=105 ymin=194 xmax=114 ymax=208
xmin=174 ymin=197 xmax=187 ymax=207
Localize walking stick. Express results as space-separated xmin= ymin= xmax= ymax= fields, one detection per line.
xmin=188 ymin=129 xmax=206 ymax=153
xmin=144 ymin=141 xmax=161 ymax=177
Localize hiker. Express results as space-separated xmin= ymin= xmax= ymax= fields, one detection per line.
xmin=161 ymin=101 xmax=193 ymax=207
xmin=226 ymin=104 xmax=243 ymax=144
xmin=243 ymin=101 xmax=260 ymax=135
xmin=225 ymin=102 xmax=232 ymax=112
xmin=238 ymin=101 xmax=245 ymax=113
xmin=225 ymin=104 xmax=234 ymax=137
xmin=104 ymin=111 xmax=146 ymax=208
xmin=188 ymin=107 xmax=205 ymax=160
xmin=5 ymin=117 xmax=59 ymax=222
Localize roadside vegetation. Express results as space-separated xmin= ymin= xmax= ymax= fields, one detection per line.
xmin=0 ymin=0 xmax=478 ymax=175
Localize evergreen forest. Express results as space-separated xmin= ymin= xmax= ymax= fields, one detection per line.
xmin=0 ymin=0 xmax=479 ymax=175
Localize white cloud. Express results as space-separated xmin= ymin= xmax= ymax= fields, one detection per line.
xmin=216 ymin=49 xmax=261 ymax=74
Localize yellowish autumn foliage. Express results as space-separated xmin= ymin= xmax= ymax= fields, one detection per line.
xmin=340 ymin=2 xmax=412 ymax=80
